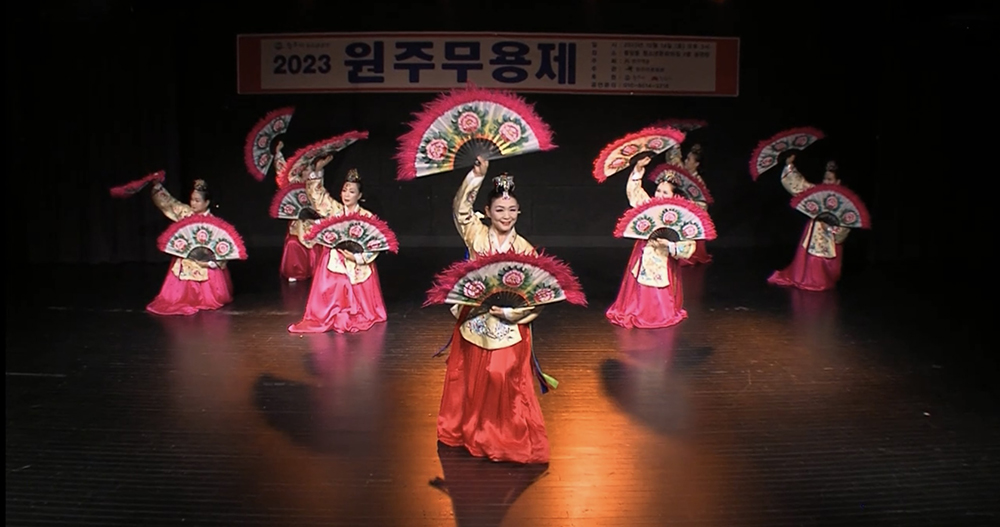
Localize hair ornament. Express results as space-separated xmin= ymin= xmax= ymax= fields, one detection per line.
xmin=492 ymin=173 xmax=515 ymax=197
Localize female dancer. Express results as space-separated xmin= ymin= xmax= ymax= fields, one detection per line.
xmin=287 ymin=156 xmax=387 ymax=333
xmin=274 ymin=141 xmax=323 ymax=282
xmin=669 ymin=143 xmax=712 ymax=266
xmin=146 ymin=179 xmax=234 ymax=316
xmin=437 ymin=156 xmax=550 ymax=465
xmin=606 ymin=155 xmax=696 ymax=329
xmin=767 ymin=156 xmax=850 ymax=291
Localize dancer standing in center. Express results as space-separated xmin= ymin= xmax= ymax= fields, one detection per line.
xmin=287 ymin=157 xmax=387 ymax=333
xmin=436 ymin=156 xmax=550 ymax=465
xmin=606 ymin=156 xmax=696 ymax=329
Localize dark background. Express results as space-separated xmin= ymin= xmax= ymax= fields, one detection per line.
xmin=5 ymin=0 xmax=991 ymax=274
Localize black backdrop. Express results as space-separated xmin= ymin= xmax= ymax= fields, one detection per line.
xmin=5 ymin=1 xmax=991 ymax=273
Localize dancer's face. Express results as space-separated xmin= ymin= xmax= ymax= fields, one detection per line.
xmin=683 ymin=153 xmax=700 ymax=174
xmin=485 ymin=195 xmax=519 ymax=235
xmin=341 ymin=182 xmax=361 ymax=208
xmin=654 ymin=181 xmax=676 ymax=198
xmin=189 ymin=191 xmax=210 ymax=213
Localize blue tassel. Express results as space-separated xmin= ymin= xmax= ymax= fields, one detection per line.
xmin=528 ymin=323 xmax=558 ymax=394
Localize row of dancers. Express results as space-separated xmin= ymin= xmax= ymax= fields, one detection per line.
xmin=112 ymin=86 xmax=867 ymax=466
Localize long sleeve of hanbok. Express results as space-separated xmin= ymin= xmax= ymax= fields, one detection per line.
xmin=305 ymin=170 xmax=344 ymax=218
xmin=780 ymin=163 xmax=814 ymax=196
xmin=151 ymin=184 xmax=194 ymax=222
xmin=626 ymin=167 xmax=651 ymax=208
xmin=453 ymin=169 xmax=490 ymax=247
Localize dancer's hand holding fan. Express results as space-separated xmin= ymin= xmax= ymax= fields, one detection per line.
xmin=395 ymin=85 xmax=557 ymax=180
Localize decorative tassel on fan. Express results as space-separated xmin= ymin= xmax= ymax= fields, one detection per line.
xmin=109 ymin=170 xmax=166 ymax=199
xmin=592 ymin=126 xmax=687 ymax=183
xmin=749 ymin=127 xmax=825 ymax=180
xmin=647 ymin=163 xmax=714 ymax=204
xmin=268 ymin=183 xmax=321 ymax=220
xmin=305 ymin=212 xmax=400 ymax=254
xmin=276 ymin=130 xmax=369 ymax=188
xmin=156 ymin=215 xmax=248 ymax=261
xmin=394 ymin=84 xmax=557 ymax=181
xmin=423 ymin=251 xmax=587 ymax=309
xmin=244 ymin=107 xmax=294 ymax=181
xmin=790 ymin=184 xmax=872 ymax=229
xmin=651 ymin=118 xmax=708 ymax=133
xmin=613 ymin=196 xmax=718 ymax=241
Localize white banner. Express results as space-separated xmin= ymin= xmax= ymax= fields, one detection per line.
xmin=237 ymin=32 xmax=739 ymax=96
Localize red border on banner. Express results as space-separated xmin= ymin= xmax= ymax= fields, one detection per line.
xmin=236 ymin=32 xmax=739 ymax=97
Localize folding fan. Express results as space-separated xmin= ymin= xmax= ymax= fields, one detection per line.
xmin=244 ymin=107 xmax=294 ymax=181
xmin=109 ymin=170 xmax=166 ymax=199
xmin=647 ymin=163 xmax=714 ymax=204
xmin=156 ymin=215 xmax=248 ymax=261
xmin=790 ymin=184 xmax=871 ymax=229
xmin=614 ymin=196 xmax=718 ymax=241
xmin=305 ymin=212 xmax=400 ymax=254
xmin=276 ymin=130 xmax=369 ymax=188
xmin=423 ymin=251 xmax=587 ymax=309
xmin=749 ymin=127 xmax=825 ymax=180
xmin=651 ymin=118 xmax=708 ymax=133
xmin=592 ymin=126 xmax=687 ymax=183
xmin=394 ymin=85 xmax=557 ymax=181
xmin=268 ymin=183 xmax=321 ymax=220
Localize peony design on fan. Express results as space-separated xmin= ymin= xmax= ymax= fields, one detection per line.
xmin=789 ymin=184 xmax=871 ymax=229
xmin=749 ymin=127 xmax=825 ymax=180
xmin=395 ymin=85 xmax=557 ymax=180
xmin=593 ymin=126 xmax=687 ymax=183
xmin=243 ymin=107 xmax=294 ymax=181
xmin=424 ymin=251 xmax=587 ymax=309
xmin=156 ymin=215 xmax=248 ymax=261
xmin=305 ymin=212 xmax=400 ymax=253
xmin=276 ymin=130 xmax=369 ymax=188
xmin=614 ymin=196 xmax=718 ymax=241
xmin=268 ymin=183 xmax=319 ymax=220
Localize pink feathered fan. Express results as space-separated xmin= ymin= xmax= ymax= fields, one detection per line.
xmin=244 ymin=107 xmax=294 ymax=181
xmin=593 ymin=127 xmax=686 ymax=183
xmin=395 ymin=85 xmax=557 ymax=181
xmin=156 ymin=215 xmax=248 ymax=261
xmin=276 ymin=131 xmax=369 ymax=188
xmin=424 ymin=251 xmax=587 ymax=309
xmin=647 ymin=163 xmax=714 ymax=204
xmin=109 ymin=170 xmax=166 ymax=199
xmin=749 ymin=127 xmax=825 ymax=180
xmin=614 ymin=196 xmax=718 ymax=241
xmin=790 ymin=184 xmax=872 ymax=229
xmin=305 ymin=212 xmax=400 ymax=254
xmin=268 ymin=183 xmax=320 ymax=220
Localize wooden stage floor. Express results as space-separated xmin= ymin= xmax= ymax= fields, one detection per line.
xmin=6 ymin=248 xmax=998 ymax=526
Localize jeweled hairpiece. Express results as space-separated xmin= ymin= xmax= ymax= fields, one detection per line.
xmin=493 ymin=173 xmax=515 ymax=197
xmin=655 ymin=170 xmax=681 ymax=186
xmin=825 ymin=160 xmax=839 ymax=173
xmin=193 ymin=179 xmax=208 ymax=192
xmin=346 ymin=168 xmax=361 ymax=182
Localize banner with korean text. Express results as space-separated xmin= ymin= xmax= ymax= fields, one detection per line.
xmin=237 ymin=32 xmax=739 ymax=96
